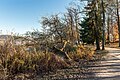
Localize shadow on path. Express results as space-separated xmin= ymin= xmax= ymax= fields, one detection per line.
xmin=37 ymin=47 xmax=120 ymax=80
xmin=81 ymin=47 xmax=120 ymax=80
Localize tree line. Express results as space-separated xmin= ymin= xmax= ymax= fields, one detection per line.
xmin=80 ymin=0 xmax=120 ymax=50
xmin=17 ymin=0 xmax=120 ymax=51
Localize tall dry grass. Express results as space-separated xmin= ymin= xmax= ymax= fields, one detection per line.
xmin=66 ymin=45 xmax=95 ymax=61
xmin=0 ymin=39 xmax=94 ymax=79
xmin=0 ymin=40 xmax=68 ymax=79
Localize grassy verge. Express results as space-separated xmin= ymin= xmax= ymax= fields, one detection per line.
xmin=0 ymin=41 xmax=95 ymax=79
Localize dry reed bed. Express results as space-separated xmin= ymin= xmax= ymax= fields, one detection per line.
xmin=0 ymin=40 xmax=94 ymax=79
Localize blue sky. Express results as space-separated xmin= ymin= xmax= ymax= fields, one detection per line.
xmin=0 ymin=0 xmax=73 ymax=34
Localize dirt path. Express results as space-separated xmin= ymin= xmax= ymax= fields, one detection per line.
xmin=85 ymin=47 xmax=120 ymax=80
xmin=37 ymin=47 xmax=120 ymax=80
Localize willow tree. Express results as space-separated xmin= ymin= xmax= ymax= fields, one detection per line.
xmin=41 ymin=15 xmax=64 ymax=43
xmin=64 ymin=7 xmax=81 ymax=44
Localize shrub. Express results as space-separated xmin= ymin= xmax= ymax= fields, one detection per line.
xmin=0 ymin=40 xmax=69 ymax=79
xmin=68 ymin=45 xmax=95 ymax=61
xmin=0 ymin=39 xmax=94 ymax=79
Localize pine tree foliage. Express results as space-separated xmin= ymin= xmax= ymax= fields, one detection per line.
xmin=80 ymin=17 xmax=95 ymax=44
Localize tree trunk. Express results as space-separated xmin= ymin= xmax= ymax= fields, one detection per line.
xmin=116 ymin=0 xmax=120 ymax=47
xmin=95 ymin=9 xmax=100 ymax=50
xmin=101 ymin=0 xmax=105 ymax=50
xmin=107 ymin=15 xmax=110 ymax=44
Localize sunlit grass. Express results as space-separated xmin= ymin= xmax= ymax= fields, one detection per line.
xmin=0 ymin=39 xmax=95 ymax=79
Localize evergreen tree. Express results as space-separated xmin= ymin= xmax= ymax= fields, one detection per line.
xmin=80 ymin=17 xmax=95 ymax=44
